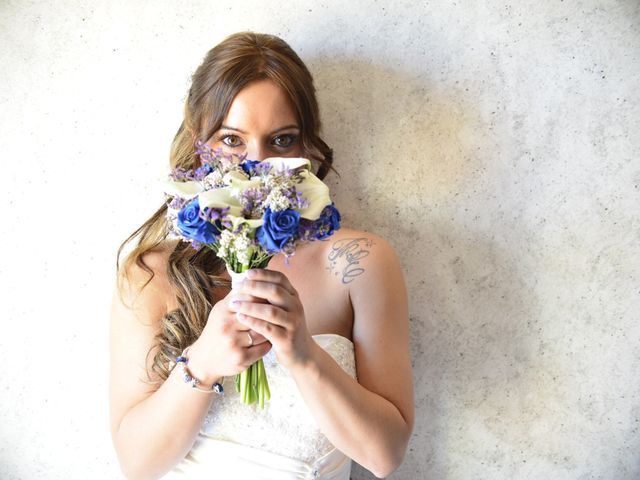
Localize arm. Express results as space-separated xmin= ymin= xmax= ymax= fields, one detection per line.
xmin=291 ymin=235 xmax=414 ymax=478
xmin=232 ymin=234 xmax=414 ymax=478
xmin=109 ymin=251 xmax=271 ymax=479
xmin=109 ymin=254 xmax=217 ymax=479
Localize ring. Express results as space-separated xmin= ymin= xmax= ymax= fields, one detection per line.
xmin=247 ymin=331 xmax=254 ymax=347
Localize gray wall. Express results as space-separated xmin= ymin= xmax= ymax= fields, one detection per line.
xmin=1 ymin=1 xmax=638 ymax=479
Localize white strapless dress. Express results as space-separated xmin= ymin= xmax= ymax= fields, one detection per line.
xmin=163 ymin=334 xmax=357 ymax=479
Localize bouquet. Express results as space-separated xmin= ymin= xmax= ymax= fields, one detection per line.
xmin=162 ymin=140 xmax=341 ymax=408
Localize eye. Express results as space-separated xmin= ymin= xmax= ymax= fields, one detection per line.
xmin=273 ymin=134 xmax=297 ymax=148
xmin=220 ymin=134 xmax=242 ymax=148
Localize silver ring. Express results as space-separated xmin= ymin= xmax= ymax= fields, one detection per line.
xmin=247 ymin=331 xmax=254 ymax=347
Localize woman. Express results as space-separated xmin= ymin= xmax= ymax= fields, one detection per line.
xmin=110 ymin=31 xmax=414 ymax=479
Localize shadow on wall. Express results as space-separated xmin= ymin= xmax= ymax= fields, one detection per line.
xmin=304 ymin=57 xmax=548 ymax=479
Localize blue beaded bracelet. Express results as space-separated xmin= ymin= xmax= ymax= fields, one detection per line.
xmin=175 ymin=347 xmax=224 ymax=395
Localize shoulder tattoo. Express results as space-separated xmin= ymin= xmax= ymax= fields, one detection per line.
xmin=326 ymin=237 xmax=374 ymax=284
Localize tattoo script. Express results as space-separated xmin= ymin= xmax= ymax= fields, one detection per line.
xmin=326 ymin=237 xmax=374 ymax=284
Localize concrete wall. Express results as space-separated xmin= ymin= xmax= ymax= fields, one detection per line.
xmin=1 ymin=1 xmax=638 ymax=478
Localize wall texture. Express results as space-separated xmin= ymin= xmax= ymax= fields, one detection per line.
xmin=1 ymin=1 xmax=638 ymax=479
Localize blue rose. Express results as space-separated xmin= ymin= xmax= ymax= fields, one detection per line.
xmin=257 ymin=207 xmax=301 ymax=252
xmin=176 ymin=197 xmax=218 ymax=244
xmin=315 ymin=204 xmax=341 ymax=239
xmin=195 ymin=162 xmax=213 ymax=179
xmin=241 ymin=160 xmax=261 ymax=175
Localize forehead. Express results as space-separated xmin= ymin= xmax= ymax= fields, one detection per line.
xmin=223 ymin=79 xmax=298 ymax=131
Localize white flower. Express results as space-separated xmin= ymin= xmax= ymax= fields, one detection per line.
xmin=295 ymin=170 xmax=332 ymax=220
xmin=203 ymin=170 xmax=224 ymax=189
xmin=223 ymin=170 xmax=262 ymax=198
xmin=198 ymin=188 xmax=243 ymax=216
xmin=258 ymin=157 xmax=331 ymax=219
xmin=263 ymin=157 xmax=311 ymax=172
xmin=265 ymin=188 xmax=291 ymax=212
xmin=226 ymin=214 xmax=263 ymax=230
xmin=216 ymin=230 xmax=234 ymax=261
xmin=163 ymin=179 xmax=204 ymax=199
xmin=232 ymin=230 xmax=253 ymax=266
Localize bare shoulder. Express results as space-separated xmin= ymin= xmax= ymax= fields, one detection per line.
xmin=321 ymin=227 xmax=400 ymax=287
xmin=117 ymin=239 xmax=179 ymax=313
xmin=109 ymin=240 xmax=180 ymax=435
xmin=120 ymin=239 xmax=177 ymax=280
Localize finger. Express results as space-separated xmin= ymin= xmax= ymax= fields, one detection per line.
xmin=224 ymin=325 xmax=267 ymax=348
xmin=235 ymin=280 xmax=292 ymax=309
xmin=227 ymin=291 xmax=268 ymax=307
xmin=244 ymin=268 xmax=296 ymax=296
xmin=230 ymin=301 xmax=289 ymax=327
xmin=236 ymin=328 xmax=268 ymax=347
xmin=245 ymin=340 xmax=273 ymax=361
xmin=236 ymin=312 xmax=286 ymax=342
xmin=227 ymin=315 xmax=268 ymax=345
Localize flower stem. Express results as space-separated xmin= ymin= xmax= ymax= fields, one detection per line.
xmin=230 ymin=253 xmax=273 ymax=408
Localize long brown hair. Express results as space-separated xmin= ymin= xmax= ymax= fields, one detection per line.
xmin=115 ymin=31 xmax=334 ymax=384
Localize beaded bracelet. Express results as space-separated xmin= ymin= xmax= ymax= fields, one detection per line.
xmin=175 ymin=347 xmax=224 ymax=395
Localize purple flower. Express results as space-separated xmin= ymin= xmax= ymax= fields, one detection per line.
xmin=176 ymin=197 xmax=218 ymax=245
xmin=257 ymin=208 xmax=301 ymax=253
xmin=241 ymin=160 xmax=262 ymax=175
xmin=314 ymin=204 xmax=341 ymax=240
xmin=194 ymin=140 xmax=216 ymax=164
xmin=194 ymin=162 xmax=213 ymax=179
xmin=239 ymin=187 xmax=267 ymax=217
xmin=166 ymin=195 xmax=189 ymax=211
xmin=169 ymin=167 xmax=191 ymax=181
xmin=297 ymin=218 xmax=317 ymax=241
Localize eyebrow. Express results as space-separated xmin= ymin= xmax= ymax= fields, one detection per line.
xmin=220 ymin=124 xmax=300 ymax=135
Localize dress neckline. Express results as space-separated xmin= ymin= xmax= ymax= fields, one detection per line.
xmin=311 ymin=333 xmax=353 ymax=345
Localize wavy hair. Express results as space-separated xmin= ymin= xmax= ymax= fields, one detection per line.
xmin=115 ymin=31 xmax=335 ymax=384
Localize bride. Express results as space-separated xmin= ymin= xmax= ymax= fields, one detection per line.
xmin=109 ymin=31 xmax=414 ymax=479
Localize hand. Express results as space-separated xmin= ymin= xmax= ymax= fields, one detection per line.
xmin=186 ymin=290 xmax=272 ymax=384
xmin=228 ymin=268 xmax=314 ymax=371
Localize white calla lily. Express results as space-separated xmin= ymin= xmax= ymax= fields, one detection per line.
xmin=163 ymin=179 xmax=205 ymax=199
xmin=223 ymin=170 xmax=262 ymax=197
xmin=262 ymin=157 xmax=311 ymax=172
xmin=198 ymin=188 xmax=243 ymax=217
xmin=227 ymin=214 xmax=264 ymax=231
xmin=223 ymin=170 xmax=250 ymax=183
xmin=295 ymin=170 xmax=332 ymax=220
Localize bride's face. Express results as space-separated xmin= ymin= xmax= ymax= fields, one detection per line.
xmin=207 ymin=78 xmax=303 ymax=162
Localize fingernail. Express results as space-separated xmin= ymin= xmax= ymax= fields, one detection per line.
xmin=246 ymin=269 xmax=256 ymax=278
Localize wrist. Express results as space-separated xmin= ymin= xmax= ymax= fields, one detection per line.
xmin=184 ymin=341 xmax=224 ymax=387
xmin=290 ymin=339 xmax=321 ymax=382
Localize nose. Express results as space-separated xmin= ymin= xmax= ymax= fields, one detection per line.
xmin=245 ymin=140 xmax=271 ymax=162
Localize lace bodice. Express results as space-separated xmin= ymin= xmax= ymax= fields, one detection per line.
xmin=200 ymin=334 xmax=356 ymax=464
